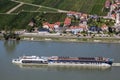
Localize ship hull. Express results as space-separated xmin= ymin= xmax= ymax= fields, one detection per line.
xmin=48 ymin=63 xmax=111 ymax=67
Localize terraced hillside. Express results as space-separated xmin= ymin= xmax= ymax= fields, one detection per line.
xmin=12 ymin=4 xmax=57 ymax=13
xmin=0 ymin=12 xmax=66 ymax=29
xmin=0 ymin=0 xmax=108 ymax=30
xmin=17 ymin=0 xmax=107 ymax=15
xmin=0 ymin=0 xmax=65 ymax=30
xmin=0 ymin=0 xmax=19 ymax=13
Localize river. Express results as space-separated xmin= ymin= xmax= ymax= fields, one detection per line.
xmin=0 ymin=40 xmax=120 ymax=80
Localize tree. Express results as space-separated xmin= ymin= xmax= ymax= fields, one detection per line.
xmin=26 ymin=25 xmax=34 ymax=32
xmin=35 ymin=13 xmax=46 ymax=29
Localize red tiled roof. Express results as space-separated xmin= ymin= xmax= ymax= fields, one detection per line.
xmin=105 ymin=0 xmax=111 ymax=8
xmin=48 ymin=24 xmax=54 ymax=29
xmin=68 ymin=11 xmax=76 ymax=14
xmin=70 ymin=25 xmax=87 ymax=29
xmin=55 ymin=22 xmax=61 ymax=26
xmin=64 ymin=17 xmax=71 ymax=25
xmin=43 ymin=22 xmax=49 ymax=26
xmin=28 ymin=21 xmax=35 ymax=26
xmin=43 ymin=22 xmax=61 ymax=29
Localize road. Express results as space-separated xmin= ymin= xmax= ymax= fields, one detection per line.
xmin=6 ymin=1 xmax=24 ymax=14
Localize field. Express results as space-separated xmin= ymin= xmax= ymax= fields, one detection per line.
xmin=16 ymin=0 xmax=107 ymax=15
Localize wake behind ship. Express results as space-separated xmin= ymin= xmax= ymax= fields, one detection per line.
xmin=12 ymin=56 xmax=113 ymax=67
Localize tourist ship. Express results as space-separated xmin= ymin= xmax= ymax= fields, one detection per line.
xmin=12 ymin=56 xmax=113 ymax=67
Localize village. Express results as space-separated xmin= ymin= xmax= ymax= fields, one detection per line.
xmin=17 ymin=0 xmax=119 ymax=38
xmin=2 ymin=0 xmax=120 ymax=41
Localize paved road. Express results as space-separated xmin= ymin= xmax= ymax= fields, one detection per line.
xmin=6 ymin=1 xmax=24 ymax=14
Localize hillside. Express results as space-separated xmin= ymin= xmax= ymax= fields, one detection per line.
xmin=0 ymin=12 xmax=66 ymax=29
xmin=0 ymin=0 xmax=108 ymax=30
xmin=0 ymin=0 xmax=19 ymax=13
xmin=0 ymin=0 xmax=66 ymax=29
xmin=17 ymin=0 xmax=107 ymax=15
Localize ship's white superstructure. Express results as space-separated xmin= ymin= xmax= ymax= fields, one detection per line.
xmin=12 ymin=56 xmax=113 ymax=67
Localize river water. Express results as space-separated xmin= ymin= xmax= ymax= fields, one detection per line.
xmin=0 ymin=40 xmax=120 ymax=80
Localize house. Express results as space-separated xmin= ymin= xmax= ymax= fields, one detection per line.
xmin=42 ymin=22 xmax=61 ymax=32
xmin=115 ymin=0 xmax=120 ymax=3
xmin=64 ymin=17 xmax=71 ymax=26
xmin=67 ymin=11 xmax=88 ymax=20
xmin=101 ymin=24 xmax=108 ymax=31
xmin=66 ymin=25 xmax=87 ymax=34
xmin=28 ymin=21 xmax=35 ymax=27
xmin=67 ymin=11 xmax=76 ymax=17
xmin=111 ymin=13 xmax=116 ymax=20
xmin=88 ymin=26 xmax=101 ymax=33
xmin=105 ymin=0 xmax=111 ymax=8
xmin=43 ymin=22 xmax=49 ymax=29
xmin=80 ymin=13 xmax=88 ymax=20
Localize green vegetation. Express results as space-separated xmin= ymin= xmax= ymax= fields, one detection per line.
xmin=0 ymin=12 xmax=66 ymax=30
xmin=12 ymin=4 xmax=39 ymax=13
xmin=0 ymin=14 xmax=16 ymax=30
xmin=38 ymin=7 xmax=57 ymax=12
xmin=38 ymin=12 xmax=66 ymax=23
xmin=0 ymin=0 xmax=19 ymax=13
xmin=88 ymin=17 xmax=115 ymax=27
xmin=3 ymin=32 xmax=20 ymax=40
xmin=12 ymin=4 xmax=58 ymax=13
xmin=17 ymin=0 xmax=107 ymax=15
xmin=0 ymin=12 xmax=38 ymax=29
xmin=0 ymin=0 xmax=109 ymax=31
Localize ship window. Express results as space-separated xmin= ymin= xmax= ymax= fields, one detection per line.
xmin=22 ymin=60 xmax=44 ymax=63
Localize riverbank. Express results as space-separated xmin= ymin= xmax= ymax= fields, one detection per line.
xmin=1 ymin=34 xmax=120 ymax=43
xmin=19 ymin=35 xmax=120 ymax=43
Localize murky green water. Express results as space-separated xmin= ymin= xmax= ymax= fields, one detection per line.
xmin=0 ymin=40 xmax=120 ymax=80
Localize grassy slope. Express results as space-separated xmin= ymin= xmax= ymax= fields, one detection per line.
xmin=0 ymin=0 xmax=19 ymax=13
xmin=17 ymin=0 xmax=106 ymax=15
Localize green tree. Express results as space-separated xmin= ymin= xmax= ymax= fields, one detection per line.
xmin=35 ymin=13 xmax=46 ymax=29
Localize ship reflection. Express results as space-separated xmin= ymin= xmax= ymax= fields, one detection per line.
xmin=4 ymin=40 xmax=19 ymax=53
xmin=15 ymin=64 xmax=111 ymax=71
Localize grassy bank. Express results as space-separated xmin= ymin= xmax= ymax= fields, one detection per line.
xmin=0 ymin=34 xmax=120 ymax=43
xmin=19 ymin=36 xmax=120 ymax=43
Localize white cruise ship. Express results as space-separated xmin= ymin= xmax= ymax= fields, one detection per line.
xmin=12 ymin=56 xmax=113 ymax=67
